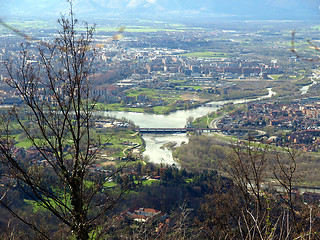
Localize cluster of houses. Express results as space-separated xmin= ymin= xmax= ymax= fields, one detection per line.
xmin=0 ymin=29 xmax=287 ymax=110
xmin=90 ymin=46 xmax=283 ymax=105
xmin=217 ymin=99 xmax=320 ymax=151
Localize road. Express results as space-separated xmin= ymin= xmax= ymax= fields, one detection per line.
xmin=209 ymin=114 xmax=226 ymax=128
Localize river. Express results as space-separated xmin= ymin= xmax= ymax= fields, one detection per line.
xmin=300 ymin=79 xmax=317 ymax=95
xmin=103 ymin=88 xmax=276 ymax=165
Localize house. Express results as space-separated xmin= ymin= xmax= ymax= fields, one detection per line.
xmin=92 ymin=85 xmax=118 ymax=96
xmin=124 ymin=207 xmax=162 ymax=222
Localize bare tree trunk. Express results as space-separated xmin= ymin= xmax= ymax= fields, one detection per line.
xmin=273 ymin=148 xmax=300 ymax=225
xmin=223 ymin=140 xmax=269 ymax=212
xmin=0 ymin=1 xmax=127 ymax=239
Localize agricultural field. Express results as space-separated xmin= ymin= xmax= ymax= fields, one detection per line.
xmin=180 ymin=51 xmax=229 ymax=58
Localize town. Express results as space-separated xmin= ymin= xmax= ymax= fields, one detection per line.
xmin=1 ymin=21 xmax=317 ymax=115
xmin=1 ymin=15 xmax=320 ymax=239
xmin=215 ymin=94 xmax=320 ymax=151
xmin=1 ymin=19 xmax=320 ymax=182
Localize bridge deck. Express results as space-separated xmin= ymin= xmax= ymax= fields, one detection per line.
xmin=137 ymin=128 xmax=252 ymax=134
xmin=138 ymin=128 xmax=221 ymax=133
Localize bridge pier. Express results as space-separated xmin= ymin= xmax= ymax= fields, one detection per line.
xmin=137 ymin=128 xmax=223 ymax=134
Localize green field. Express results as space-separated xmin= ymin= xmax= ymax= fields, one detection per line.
xmin=97 ymin=103 xmax=146 ymax=113
xmin=270 ymin=75 xmax=281 ymax=80
xmin=10 ymin=118 xmax=143 ymax=161
xmin=3 ymin=20 xmax=204 ymax=33
xmin=127 ymin=88 xmax=160 ymax=98
xmin=7 ymin=20 xmax=55 ymax=30
xmin=192 ymin=115 xmax=215 ymax=128
xmin=184 ymin=86 xmax=203 ymax=90
xmin=142 ymin=179 xmax=159 ymax=186
xmin=127 ymin=88 xmax=181 ymax=101
xmin=82 ymin=22 xmax=204 ymax=33
xmin=180 ymin=51 xmax=229 ymax=58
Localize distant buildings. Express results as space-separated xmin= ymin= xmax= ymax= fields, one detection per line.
xmin=218 ymin=100 xmax=320 ymax=151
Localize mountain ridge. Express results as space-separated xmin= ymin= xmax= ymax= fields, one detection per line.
xmin=1 ymin=0 xmax=319 ymax=21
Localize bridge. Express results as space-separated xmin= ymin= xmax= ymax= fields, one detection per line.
xmin=138 ymin=128 xmax=222 ymax=134
xmin=204 ymin=103 xmax=224 ymax=107
xmin=137 ymin=127 xmax=254 ymax=134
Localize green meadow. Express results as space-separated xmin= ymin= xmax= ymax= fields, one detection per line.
xmin=180 ymin=51 xmax=229 ymax=58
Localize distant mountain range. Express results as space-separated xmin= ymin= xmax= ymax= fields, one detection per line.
xmin=2 ymin=0 xmax=320 ymax=21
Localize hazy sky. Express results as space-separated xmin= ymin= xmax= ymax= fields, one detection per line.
xmin=0 ymin=0 xmax=319 ymax=21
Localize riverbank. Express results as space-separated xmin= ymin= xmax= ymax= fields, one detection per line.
xmin=106 ymin=88 xmax=276 ymax=165
xmin=96 ymin=88 xmax=270 ymax=115
xmin=172 ymin=134 xmax=320 ymax=188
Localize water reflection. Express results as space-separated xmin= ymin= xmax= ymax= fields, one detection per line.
xmin=104 ymin=88 xmax=275 ymax=165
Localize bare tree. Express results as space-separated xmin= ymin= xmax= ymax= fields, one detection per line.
xmin=291 ymin=30 xmax=320 ymax=62
xmin=272 ymin=148 xmax=300 ymax=225
xmin=0 ymin=2 xmax=127 ymax=239
xmin=223 ymin=140 xmax=269 ymax=212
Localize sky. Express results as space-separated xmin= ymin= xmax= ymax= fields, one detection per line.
xmin=0 ymin=0 xmax=320 ymax=21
